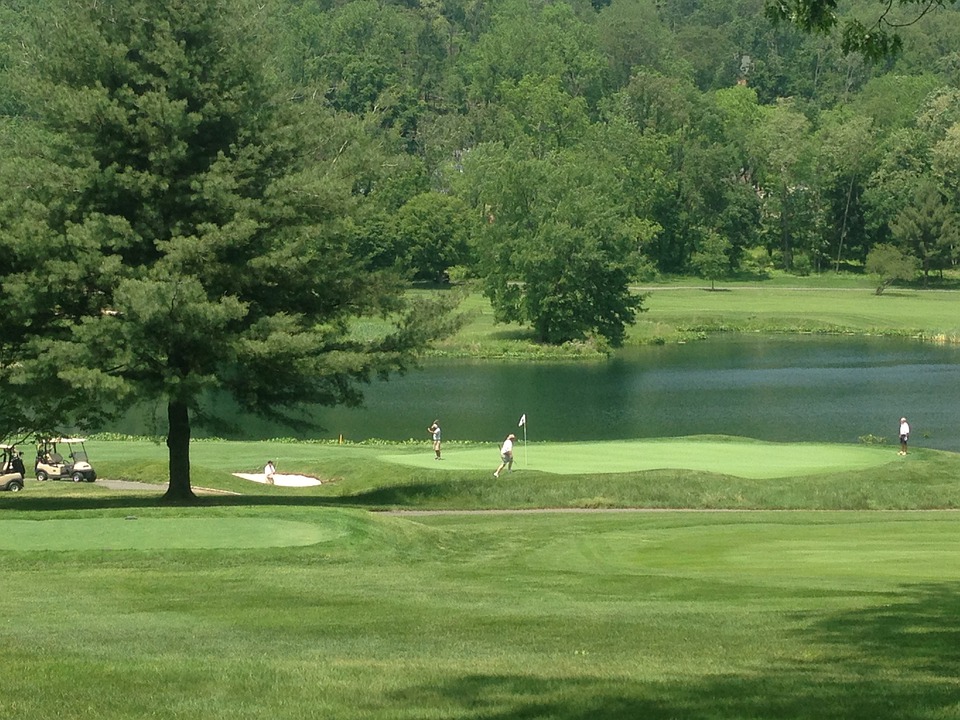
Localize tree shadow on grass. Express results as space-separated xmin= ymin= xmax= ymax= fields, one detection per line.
xmin=807 ymin=582 xmax=960 ymax=675
xmin=386 ymin=670 xmax=955 ymax=720
xmin=382 ymin=583 xmax=960 ymax=720
xmin=488 ymin=327 xmax=538 ymax=341
xmin=0 ymin=479 xmax=464 ymax=512
xmin=329 ymin=481 xmax=464 ymax=507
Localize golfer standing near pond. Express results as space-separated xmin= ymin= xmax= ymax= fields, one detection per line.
xmin=899 ymin=417 xmax=910 ymax=456
xmin=494 ymin=433 xmax=516 ymax=478
xmin=428 ymin=420 xmax=442 ymax=460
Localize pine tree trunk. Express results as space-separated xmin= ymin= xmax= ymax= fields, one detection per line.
xmin=163 ymin=400 xmax=196 ymax=502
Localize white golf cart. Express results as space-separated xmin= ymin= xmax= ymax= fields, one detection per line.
xmin=1 ymin=444 xmax=26 ymax=492
xmin=35 ymin=437 xmax=97 ymax=483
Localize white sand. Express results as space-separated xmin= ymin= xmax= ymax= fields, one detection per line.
xmin=233 ymin=472 xmax=322 ymax=487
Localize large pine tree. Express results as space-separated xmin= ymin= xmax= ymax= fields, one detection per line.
xmin=0 ymin=0 xmax=455 ymax=499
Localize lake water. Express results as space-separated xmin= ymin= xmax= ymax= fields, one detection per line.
xmin=121 ymin=335 xmax=960 ymax=452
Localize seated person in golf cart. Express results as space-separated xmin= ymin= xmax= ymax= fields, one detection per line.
xmin=11 ymin=449 xmax=25 ymax=475
xmin=1 ymin=444 xmax=26 ymax=492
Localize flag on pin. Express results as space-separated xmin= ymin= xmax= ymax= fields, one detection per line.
xmin=518 ymin=414 xmax=526 ymax=427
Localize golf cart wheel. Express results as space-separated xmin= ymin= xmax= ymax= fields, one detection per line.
xmin=9 ymin=480 xmax=23 ymax=492
xmin=72 ymin=472 xmax=84 ymax=483
xmin=36 ymin=470 xmax=48 ymax=482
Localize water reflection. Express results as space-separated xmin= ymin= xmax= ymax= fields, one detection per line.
xmin=114 ymin=336 xmax=960 ymax=451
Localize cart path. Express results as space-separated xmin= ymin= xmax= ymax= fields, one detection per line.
xmin=379 ymin=507 xmax=960 ymax=515
xmin=94 ymin=479 xmax=241 ymax=495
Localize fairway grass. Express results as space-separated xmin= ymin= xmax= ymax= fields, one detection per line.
xmin=4 ymin=507 xmax=960 ymax=719
xmin=5 ymin=435 xmax=960 ymax=718
xmin=429 ymin=284 xmax=960 ymax=356
xmin=379 ymin=437 xmax=894 ymax=479
xmin=637 ymin=285 xmax=960 ymax=338
xmin=0 ymin=517 xmax=344 ymax=551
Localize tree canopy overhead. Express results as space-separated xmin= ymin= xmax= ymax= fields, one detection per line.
xmin=0 ymin=0 xmax=457 ymax=498
xmin=766 ymin=0 xmax=958 ymax=58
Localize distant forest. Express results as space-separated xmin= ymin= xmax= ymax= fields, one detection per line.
xmin=3 ymin=0 xmax=959 ymax=342
xmin=236 ymin=0 xmax=960 ymax=280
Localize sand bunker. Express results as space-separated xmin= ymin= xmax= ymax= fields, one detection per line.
xmin=233 ymin=472 xmax=322 ymax=487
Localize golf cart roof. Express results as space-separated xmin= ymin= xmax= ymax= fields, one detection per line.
xmin=45 ymin=437 xmax=88 ymax=444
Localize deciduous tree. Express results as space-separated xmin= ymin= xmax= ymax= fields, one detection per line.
xmin=813 ymin=109 xmax=877 ymax=269
xmin=891 ymin=182 xmax=959 ymax=284
xmin=462 ymin=143 xmax=644 ymax=346
xmin=751 ymin=100 xmax=816 ymax=269
xmin=393 ymin=192 xmax=473 ymax=281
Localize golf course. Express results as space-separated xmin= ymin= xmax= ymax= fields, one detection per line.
xmin=5 ymin=433 xmax=960 ymax=719
xmin=7 ymin=0 xmax=960 ymax=713
xmin=5 ymin=270 xmax=960 ymax=720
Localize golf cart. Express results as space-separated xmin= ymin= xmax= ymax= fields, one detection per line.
xmin=1 ymin=444 xmax=25 ymax=492
xmin=35 ymin=437 xmax=96 ymax=483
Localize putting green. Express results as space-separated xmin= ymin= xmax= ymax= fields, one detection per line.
xmin=0 ymin=518 xmax=343 ymax=551
xmin=381 ymin=438 xmax=896 ymax=479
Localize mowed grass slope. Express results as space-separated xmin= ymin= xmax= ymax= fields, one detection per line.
xmin=4 ymin=437 xmax=960 ymax=718
xmin=3 ymin=506 xmax=960 ymax=719
xmin=426 ymin=283 xmax=960 ymax=355
xmin=35 ymin=435 xmax=957 ymax=511
xmin=638 ymin=285 xmax=960 ymax=337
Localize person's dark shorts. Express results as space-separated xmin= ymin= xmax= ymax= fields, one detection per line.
xmin=900 ymin=434 xmax=909 ymax=443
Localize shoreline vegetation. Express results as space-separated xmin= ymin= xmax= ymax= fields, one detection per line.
xmin=422 ymin=274 xmax=960 ymax=359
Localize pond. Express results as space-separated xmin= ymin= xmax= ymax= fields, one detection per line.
xmin=115 ymin=335 xmax=960 ymax=452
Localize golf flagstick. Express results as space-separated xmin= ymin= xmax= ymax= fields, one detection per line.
xmin=518 ymin=413 xmax=526 ymax=466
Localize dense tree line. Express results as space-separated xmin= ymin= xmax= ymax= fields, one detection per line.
xmin=1 ymin=0 xmax=959 ymax=491
xmin=6 ymin=1 xmax=959 ymax=334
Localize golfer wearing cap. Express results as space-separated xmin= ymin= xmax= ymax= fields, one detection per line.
xmin=428 ymin=420 xmax=442 ymax=460
xmin=494 ymin=433 xmax=516 ymax=478
xmin=899 ymin=417 xmax=910 ymax=456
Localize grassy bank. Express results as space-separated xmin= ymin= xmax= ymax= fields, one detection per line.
xmin=425 ymin=279 xmax=960 ymax=358
xmin=637 ymin=284 xmax=960 ymax=340
xmin=5 ymin=435 xmax=954 ymax=512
